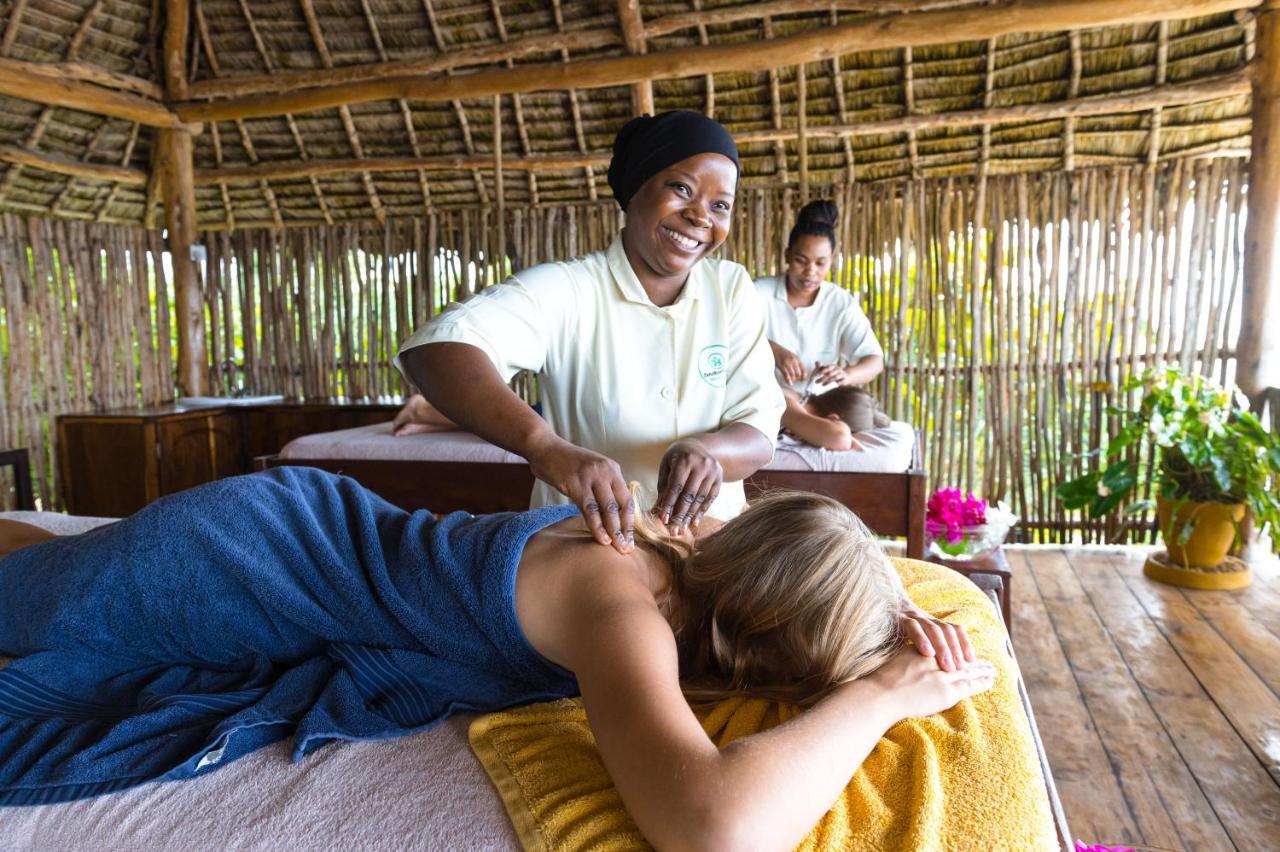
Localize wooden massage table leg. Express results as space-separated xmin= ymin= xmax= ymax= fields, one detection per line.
xmin=904 ymin=429 xmax=927 ymax=560
xmin=0 ymin=448 xmax=35 ymax=511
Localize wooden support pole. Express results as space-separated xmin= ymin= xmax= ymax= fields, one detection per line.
xmin=617 ymin=0 xmax=654 ymax=115
xmin=1241 ymin=0 xmax=1280 ymax=399
xmin=162 ymin=0 xmax=205 ymax=396
xmin=494 ymin=94 xmax=506 ymax=266
xmin=797 ymin=62 xmax=808 ymax=204
xmin=177 ymin=0 xmax=1256 ymax=122
xmin=164 ymin=0 xmax=190 ymax=101
xmin=158 ymin=128 xmax=206 ymax=396
xmin=0 ymin=57 xmax=186 ymax=127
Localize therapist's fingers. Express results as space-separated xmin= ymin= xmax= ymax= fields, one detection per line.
xmin=778 ymin=353 xmax=798 ymax=383
xmin=688 ymin=477 xmax=721 ymax=532
xmin=592 ymin=480 xmax=630 ymax=554
xmin=614 ymin=481 xmax=636 ymax=551
xmin=578 ymin=491 xmax=611 ymax=547
xmin=653 ymin=474 xmax=683 ymax=528
xmin=666 ymin=473 xmax=707 ymax=533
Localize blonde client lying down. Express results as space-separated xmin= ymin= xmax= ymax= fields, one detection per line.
xmin=0 ymin=467 xmax=992 ymax=848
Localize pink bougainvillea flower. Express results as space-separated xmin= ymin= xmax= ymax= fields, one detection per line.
xmin=1074 ymin=843 xmax=1135 ymax=852
xmin=927 ymin=487 xmax=987 ymax=532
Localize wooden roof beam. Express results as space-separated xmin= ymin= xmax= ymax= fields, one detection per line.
xmin=1 ymin=0 xmax=27 ymax=56
xmin=299 ymin=0 xmax=385 ymax=224
xmin=197 ymin=151 xmax=614 ymax=184
xmin=360 ymin=0 xmax=433 ymax=212
xmin=9 ymin=61 xmax=163 ymax=99
xmin=618 ymin=0 xmax=654 ymax=115
xmin=0 ymin=143 xmax=147 ymax=185
xmin=0 ymin=0 xmax=106 ymax=203
xmin=193 ymin=68 xmax=1251 ymax=187
xmin=94 ymin=123 xmax=141 ymax=221
xmin=185 ymin=26 xmax=618 ymax=101
xmin=422 ymin=0 xmax=489 ymax=205
xmin=181 ymin=1 xmax=942 ymax=103
xmin=488 ymin=0 xmax=538 ymax=206
xmin=552 ymin=0 xmax=598 ymax=202
xmin=0 ymin=57 xmax=187 ymax=127
xmin=176 ymin=0 xmax=1258 ymax=123
xmin=642 ymin=0 xmax=973 ymax=39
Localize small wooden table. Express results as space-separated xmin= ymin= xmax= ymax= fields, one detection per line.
xmin=925 ymin=548 xmax=1013 ymax=637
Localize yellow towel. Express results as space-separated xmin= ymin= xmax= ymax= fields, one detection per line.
xmin=469 ymin=558 xmax=1057 ymax=851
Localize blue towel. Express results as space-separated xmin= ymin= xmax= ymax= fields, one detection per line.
xmin=0 ymin=467 xmax=580 ymax=805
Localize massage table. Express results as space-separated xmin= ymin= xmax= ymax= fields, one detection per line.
xmin=259 ymin=421 xmax=928 ymax=558
xmin=0 ymin=509 xmax=1069 ymax=848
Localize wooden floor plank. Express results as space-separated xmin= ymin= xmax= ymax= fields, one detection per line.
xmin=1069 ymin=549 xmax=1270 ymax=851
xmin=1114 ymin=550 xmax=1280 ymax=793
xmin=1181 ymin=583 xmax=1280 ymax=703
xmin=1228 ymin=550 xmax=1280 ymax=640
xmin=1010 ymin=549 xmax=1139 ymax=843
xmin=1029 ymin=548 xmax=1219 ymax=849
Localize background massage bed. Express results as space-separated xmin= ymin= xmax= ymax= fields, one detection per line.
xmin=0 ymin=509 xmax=1068 ymax=849
xmin=258 ymin=421 xmax=928 ymax=558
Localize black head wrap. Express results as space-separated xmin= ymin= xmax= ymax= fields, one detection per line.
xmin=607 ymin=111 xmax=739 ymax=211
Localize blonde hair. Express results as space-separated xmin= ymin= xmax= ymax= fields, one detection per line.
xmin=632 ymin=488 xmax=906 ymax=705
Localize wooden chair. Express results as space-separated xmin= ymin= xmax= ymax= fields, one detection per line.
xmin=0 ymin=448 xmax=35 ymax=511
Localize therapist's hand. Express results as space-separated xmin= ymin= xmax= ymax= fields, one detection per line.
xmin=812 ymin=362 xmax=852 ymax=387
xmin=526 ymin=436 xmax=634 ymax=554
xmin=654 ymin=439 xmax=723 ymax=535
xmin=770 ymin=342 xmax=806 ymax=386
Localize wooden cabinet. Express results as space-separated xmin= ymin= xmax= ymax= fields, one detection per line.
xmin=58 ymin=400 xmax=401 ymax=517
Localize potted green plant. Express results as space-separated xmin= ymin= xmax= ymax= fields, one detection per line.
xmin=1055 ymin=366 xmax=1280 ymax=587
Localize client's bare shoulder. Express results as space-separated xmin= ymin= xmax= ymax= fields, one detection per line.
xmin=515 ymin=515 xmax=673 ymax=671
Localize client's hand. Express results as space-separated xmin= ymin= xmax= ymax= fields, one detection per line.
xmin=392 ymin=394 xmax=458 ymax=436
xmin=654 ymin=438 xmax=723 ymax=535
xmin=866 ymin=645 xmax=997 ymax=722
xmin=527 ymin=436 xmax=634 ymax=554
xmin=899 ymin=605 xmax=975 ymax=672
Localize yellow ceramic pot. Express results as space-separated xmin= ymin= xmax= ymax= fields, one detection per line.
xmin=1156 ymin=496 xmax=1246 ymax=568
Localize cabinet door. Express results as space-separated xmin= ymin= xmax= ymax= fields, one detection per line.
xmin=58 ymin=418 xmax=151 ymax=517
xmin=157 ymin=416 xmax=218 ymax=496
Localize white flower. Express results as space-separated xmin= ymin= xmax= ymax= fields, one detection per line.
xmin=1097 ymin=483 xmax=1112 ymax=497
xmin=1198 ymin=411 xmax=1212 ymax=425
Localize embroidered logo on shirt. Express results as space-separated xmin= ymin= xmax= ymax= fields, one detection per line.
xmin=697 ymin=344 xmax=728 ymax=388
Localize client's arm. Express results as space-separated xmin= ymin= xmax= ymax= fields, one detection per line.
xmin=556 ymin=572 xmax=995 ymax=851
xmin=402 ymin=342 xmax=634 ymax=553
xmin=392 ymin=394 xmax=459 ymax=436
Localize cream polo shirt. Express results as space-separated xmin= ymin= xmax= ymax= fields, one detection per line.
xmin=754 ymin=275 xmax=884 ymax=395
xmin=397 ymin=235 xmax=784 ymax=519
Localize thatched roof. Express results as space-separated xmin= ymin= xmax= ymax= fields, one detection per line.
xmin=0 ymin=0 xmax=1257 ymax=229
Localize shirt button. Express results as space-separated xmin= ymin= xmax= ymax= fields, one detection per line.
xmin=660 ymin=386 xmax=674 ymax=400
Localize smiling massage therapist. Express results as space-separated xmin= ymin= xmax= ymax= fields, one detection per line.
xmin=396 ymin=111 xmax=784 ymax=554
xmin=756 ymin=200 xmax=885 ymax=396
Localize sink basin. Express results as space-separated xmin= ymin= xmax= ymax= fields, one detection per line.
xmin=178 ymin=395 xmax=285 ymax=407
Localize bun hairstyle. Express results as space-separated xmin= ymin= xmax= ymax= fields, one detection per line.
xmin=788 ymin=199 xmax=839 ymax=251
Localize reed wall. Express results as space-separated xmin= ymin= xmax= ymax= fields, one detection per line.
xmin=0 ymin=159 xmax=1253 ymax=543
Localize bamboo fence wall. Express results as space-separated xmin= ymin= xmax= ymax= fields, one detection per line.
xmin=0 ymin=214 xmax=173 ymax=510
xmin=0 ymin=159 xmax=1253 ymax=543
